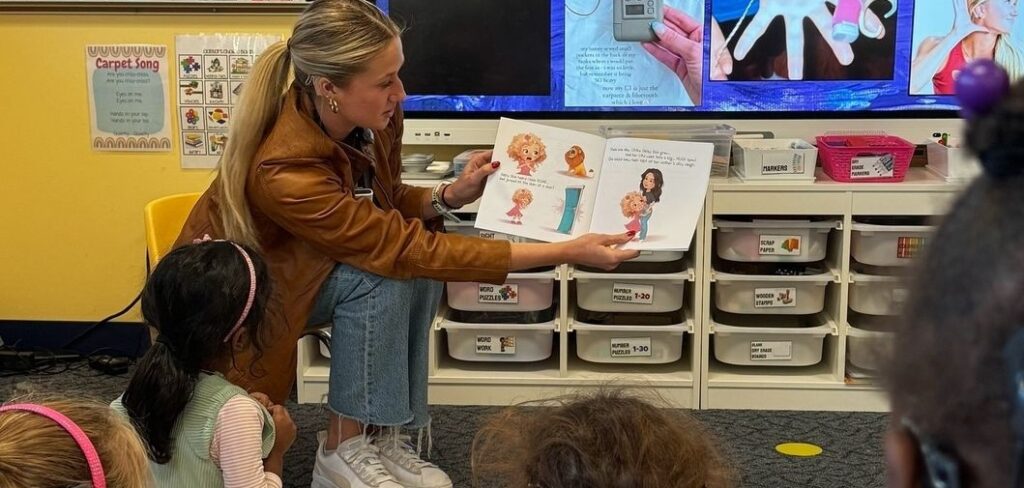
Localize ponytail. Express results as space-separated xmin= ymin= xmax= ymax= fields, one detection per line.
xmin=216 ymin=40 xmax=292 ymax=250
xmin=121 ymin=341 xmax=198 ymax=464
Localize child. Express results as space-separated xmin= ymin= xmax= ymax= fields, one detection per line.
xmin=113 ymin=239 xmax=297 ymax=488
xmin=883 ymin=63 xmax=1024 ymax=487
xmin=620 ymin=191 xmax=646 ymax=237
xmin=471 ymin=390 xmax=734 ymax=488
xmin=507 ymin=133 xmax=547 ymax=176
xmin=507 ymin=188 xmax=534 ymax=225
xmin=0 ymin=395 xmax=152 ymax=487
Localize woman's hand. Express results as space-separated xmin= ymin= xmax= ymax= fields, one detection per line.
xmin=443 ymin=150 xmax=501 ymax=208
xmin=642 ymin=5 xmax=704 ymax=104
xmin=564 ymin=233 xmax=641 ymax=270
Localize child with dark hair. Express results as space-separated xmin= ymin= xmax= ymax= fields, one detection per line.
xmin=884 ymin=63 xmax=1024 ymax=487
xmin=470 ymin=390 xmax=734 ymax=488
xmin=112 ymin=239 xmax=296 ymax=488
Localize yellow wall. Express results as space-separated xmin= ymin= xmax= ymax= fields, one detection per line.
xmin=0 ymin=13 xmax=296 ymax=321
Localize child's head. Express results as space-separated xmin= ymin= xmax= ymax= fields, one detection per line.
xmin=0 ymin=395 xmax=152 ymax=488
xmin=639 ymin=168 xmax=664 ymax=202
xmin=471 ymin=390 xmax=733 ymax=488
xmin=512 ymin=188 xmax=534 ymax=207
xmin=884 ymin=77 xmax=1024 ymax=487
xmin=507 ymin=133 xmax=547 ymax=167
xmin=123 ymin=239 xmax=271 ymax=464
xmin=620 ymin=191 xmax=646 ymax=217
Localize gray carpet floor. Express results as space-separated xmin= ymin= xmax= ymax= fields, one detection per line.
xmin=1 ymin=366 xmax=887 ymax=487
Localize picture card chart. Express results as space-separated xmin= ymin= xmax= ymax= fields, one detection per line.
xmin=85 ymin=44 xmax=171 ymax=151
xmin=175 ymin=34 xmax=280 ymax=168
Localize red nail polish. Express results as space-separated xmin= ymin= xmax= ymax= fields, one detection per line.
xmin=491 ymin=161 xmax=500 ymax=168
xmin=627 ymin=231 xmax=637 ymax=237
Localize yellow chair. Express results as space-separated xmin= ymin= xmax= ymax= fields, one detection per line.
xmin=144 ymin=192 xmax=201 ymax=270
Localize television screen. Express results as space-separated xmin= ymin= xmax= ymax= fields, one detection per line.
xmin=380 ymin=0 xmax=1019 ymax=116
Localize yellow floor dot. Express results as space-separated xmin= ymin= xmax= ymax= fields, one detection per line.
xmin=775 ymin=442 xmax=823 ymax=457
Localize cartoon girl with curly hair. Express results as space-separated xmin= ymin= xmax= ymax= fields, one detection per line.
xmin=620 ymin=191 xmax=646 ymax=238
xmin=507 ymin=133 xmax=547 ymax=176
xmin=638 ymin=168 xmax=663 ymax=241
xmin=507 ymin=188 xmax=534 ymax=225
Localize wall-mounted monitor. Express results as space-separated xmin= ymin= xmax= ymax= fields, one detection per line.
xmin=380 ymin=0 xmax=1017 ymax=118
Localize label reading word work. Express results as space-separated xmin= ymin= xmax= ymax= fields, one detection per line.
xmin=754 ymin=287 xmax=798 ymax=308
xmin=476 ymin=335 xmax=516 ymax=355
xmin=761 ymin=153 xmax=805 ymax=175
xmin=610 ymin=337 xmax=652 ymax=357
xmin=611 ymin=283 xmax=654 ymax=304
xmin=850 ymin=154 xmax=895 ymax=179
xmin=759 ymin=235 xmax=802 ymax=256
xmin=750 ymin=341 xmax=793 ymax=361
xmin=478 ymin=284 xmax=519 ymax=304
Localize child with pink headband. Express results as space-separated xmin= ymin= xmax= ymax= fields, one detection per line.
xmin=112 ymin=239 xmax=296 ymax=488
xmin=0 ymin=395 xmax=152 ymax=487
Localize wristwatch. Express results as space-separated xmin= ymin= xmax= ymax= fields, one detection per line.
xmin=431 ymin=183 xmax=461 ymax=221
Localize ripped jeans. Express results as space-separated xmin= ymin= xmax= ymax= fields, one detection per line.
xmin=308 ymin=263 xmax=443 ymax=430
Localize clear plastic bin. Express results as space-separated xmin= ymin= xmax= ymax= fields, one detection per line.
xmin=446 ymin=270 xmax=555 ymax=312
xmin=574 ymin=270 xmax=689 ymax=313
xmin=714 ymin=219 xmax=837 ymax=263
xmin=926 ymin=140 xmax=981 ymax=182
xmin=601 ymin=124 xmax=736 ymax=177
xmin=851 ymin=220 xmax=934 ymax=266
xmin=849 ymin=271 xmax=907 ymax=315
xmin=732 ymin=139 xmax=818 ymax=182
xmin=847 ymin=314 xmax=896 ymax=371
xmin=711 ymin=314 xmax=831 ymax=367
xmin=573 ymin=323 xmax=687 ymax=364
xmin=440 ymin=309 xmax=556 ymax=362
xmin=713 ymin=269 xmax=833 ymax=315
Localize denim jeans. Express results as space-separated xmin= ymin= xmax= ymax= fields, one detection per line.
xmin=308 ymin=263 xmax=443 ymax=429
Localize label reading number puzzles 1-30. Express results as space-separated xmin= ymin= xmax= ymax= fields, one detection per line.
xmin=611 ymin=283 xmax=654 ymax=304
xmin=759 ymin=235 xmax=802 ymax=256
xmin=750 ymin=341 xmax=793 ymax=361
xmin=478 ymin=284 xmax=519 ymax=304
xmin=476 ymin=336 xmax=516 ymax=355
xmin=610 ymin=337 xmax=652 ymax=357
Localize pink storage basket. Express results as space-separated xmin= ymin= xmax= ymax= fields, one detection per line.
xmin=816 ymin=135 xmax=916 ymax=183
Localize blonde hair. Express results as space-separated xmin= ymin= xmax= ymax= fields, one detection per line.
xmin=512 ymin=188 xmax=534 ymax=207
xmin=506 ymin=133 xmax=548 ymax=169
xmin=471 ymin=390 xmax=734 ymax=488
xmin=969 ymin=0 xmax=1024 ymax=79
xmin=620 ymin=191 xmax=645 ymax=217
xmin=217 ymin=0 xmax=401 ymax=249
xmin=0 ymin=396 xmax=152 ymax=488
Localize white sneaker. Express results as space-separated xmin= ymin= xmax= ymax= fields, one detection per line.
xmin=311 ymin=432 xmax=404 ymax=488
xmin=372 ymin=432 xmax=453 ymax=488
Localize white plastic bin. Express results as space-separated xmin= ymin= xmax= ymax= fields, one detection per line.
xmin=714 ymin=219 xmax=837 ymax=263
xmin=441 ymin=318 xmax=555 ymax=363
xmin=447 ymin=270 xmax=555 ymax=312
xmin=732 ymin=139 xmax=818 ymax=182
xmin=631 ymin=250 xmax=685 ymax=262
xmin=847 ymin=316 xmax=895 ymax=371
xmin=851 ymin=221 xmax=934 ymax=266
xmin=573 ymin=322 xmax=687 ymax=364
xmin=711 ymin=314 xmax=832 ymax=367
xmin=849 ymin=271 xmax=908 ymax=315
xmin=713 ymin=270 xmax=833 ymax=315
xmin=575 ymin=271 xmax=689 ymax=313
xmin=446 ymin=219 xmax=536 ymax=243
xmin=926 ymin=140 xmax=981 ymax=182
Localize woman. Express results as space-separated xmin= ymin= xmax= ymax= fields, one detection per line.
xmin=911 ymin=0 xmax=1021 ymax=94
xmin=173 ymin=1 xmax=639 ymax=488
xmin=638 ymin=168 xmax=663 ymax=242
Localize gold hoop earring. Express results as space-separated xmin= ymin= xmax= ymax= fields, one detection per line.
xmin=328 ymin=97 xmax=339 ymax=114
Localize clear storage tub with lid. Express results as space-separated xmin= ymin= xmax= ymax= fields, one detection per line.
xmin=714 ymin=218 xmax=838 ymax=263
xmin=711 ymin=313 xmax=832 ymax=367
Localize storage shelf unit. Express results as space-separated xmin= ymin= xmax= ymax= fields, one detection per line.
xmin=296 ymin=167 xmax=963 ymax=411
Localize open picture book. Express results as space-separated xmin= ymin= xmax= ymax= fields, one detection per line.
xmin=475 ymin=118 xmax=714 ymax=251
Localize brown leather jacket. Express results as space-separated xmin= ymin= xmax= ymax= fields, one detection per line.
xmin=174 ymin=85 xmax=511 ymax=402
